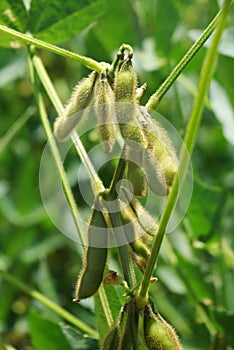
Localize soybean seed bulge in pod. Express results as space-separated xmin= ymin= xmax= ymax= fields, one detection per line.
xmin=75 ymin=206 xmax=108 ymax=301
xmin=54 ymin=71 xmax=97 ymax=141
xmin=94 ymin=72 xmax=116 ymax=154
xmin=143 ymin=302 xmax=183 ymax=350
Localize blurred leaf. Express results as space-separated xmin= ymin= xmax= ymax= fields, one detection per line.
xmin=0 ymin=341 xmax=17 ymax=350
xmin=0 ymin=0 xmax=28 ymax=47
xmin=214 ymin=310 xmax=234 ymax=346
xmin=21 ymin=235 xmax=65 ymax=263
xmin=210 ymin=80 xmax=234 ymax=147
xmin=38 ymin=259 xmax=60 ymax=309
xmin=29 ymin=310 xmax=70 ymax=350
xmin=94 ymin=284 xmax=123 ymax=342
xmin=188 ymin=28 xmax=234 ymax=58
xmin=60 ymin=324 xmax=99 ymax=350
xmin=134 ymin=37 xmax=166 ymax=72
xmin=0 ymin=57 xmax=27 ymax=88
xmin=0 ymin=1 xmax=28 ymax=31
xmin=0 ymin=195 xmax=46 ymax=226
xmin=0 ymin=107 xmax=33 ymax=155
xmin=154 ymin=0 xmax=180 ymax=53
xmin=186 ymin=180 xmax=224 ymax=239
xmin=29 ymin=0 xmax=117 ymax=44
xmin=157 ymin=265 xmax=186 ymax=295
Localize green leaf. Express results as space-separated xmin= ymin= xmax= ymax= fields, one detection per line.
xmin=0 ymin=0 xmax=28 ymax=47
xmin=210 ymin=80 xmax=234 ymax=147
xmin=29 ymin=310 xmax=71 ymax=350
xmin=214 ymin=310 xmax=234 ymax=346
xmin=60 ymin=324 xmax=99 ymax=350
xmin=154 ymin=0 xmax=180 ymax=53
xmin=186 ymin=180 xmax=224 ymax=239
xmin=94 ymin=284 xmax=123 ymax=342
xmin=29 ymin=0 xmax=117 ymax=44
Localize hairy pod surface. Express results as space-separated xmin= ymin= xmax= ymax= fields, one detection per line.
xmin=54 ymin=71 xmax=97 ymax=141
xmin=144 ymin=302 xmax=183 ymax=350
xmin=94 ymin=73 xmax=116 ymax=153
xmin=101 ymin=307 xmax=128 ymax=350
xmin=125 ymin=143 xmax=148 ymax=197
xmin=118 ymin=302 xmax=139 ymax=350
xmin=119 ymin=198 xmax=150 ymax=267
xmin=114 ymin=58 xmax=147 ymax=150
xmin=122 ymin=188 xmax=158 ymax=238
xmin=101 ymin=318 xmax=120 ymax=350
xmin=142 ymin=115 xmax=178 ymax=194
xmin=75 ymin=208 xmax=108 ymax=300
xmin=115 ymin=59 xmax=137 ymax=105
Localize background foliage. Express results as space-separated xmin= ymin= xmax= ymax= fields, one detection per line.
xmin=0 ymin=0 xmax=234 ymax=349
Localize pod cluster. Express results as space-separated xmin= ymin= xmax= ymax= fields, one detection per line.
xmin=53 ymin=52 xmax=178 ymax=197
xmin=101 ymin=299 xmax=183 ymax=350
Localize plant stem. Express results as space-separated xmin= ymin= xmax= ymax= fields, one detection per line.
xmin=109 ymin=212 xmax=134 ymax=288
xmin=0 ymin=269 xmax=98 ymax=339
xmin=0 ymin=24 xmax=102 ymax=72
xmin=109 ymin=143 xmax=128 ymax=199
xmin=0 ymin=106 xmax=34 ymax=155
xmin=31 ymin=52 xmax=104 ymax=196
xmin=146 ymin=1 xmax=233 ymax=110
xmin=136 ymin=0 xmax=232 ymax=310
xmin=27 ymin=50 xmax=84 ymax=241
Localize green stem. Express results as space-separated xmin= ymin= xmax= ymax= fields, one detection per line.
xmin=136 ymin=0 xmax=232 ymax=310
xmin=31 ymin=52 xmax=104 ymax=196
xmin=0 ymin=106 xmax=34 ymax=155
xmin=109 ymin=212 xmax=134 ymax=288
xmin=0 ymin=24 xmax=102 ymax=72
xmin=0 ymin=269 xmax=98 ymax=338
xmin=109 ymin=143 xmax=128 ymax=199
xmin=146 ymin=1 xmax=233 ymax=110
xmin=27 ymin=49 xmax=84 ymax=242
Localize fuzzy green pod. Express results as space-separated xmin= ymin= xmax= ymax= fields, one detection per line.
xmin=101 ymin=319 xmax=120 ymax=350
xmin=94 ymin=73 xmax=116 ymax=153
xmin=101 ymin=309 xmax=126 ymax=350
xmin=122 ymin=188 xmax=158 ymax=238
xmin=118 ymin=302 xmax=139 ymax=350
xmin=125 ymin=143 xmax=148 ymax=197
xmin=54 ymin=71 xmax=97 ymax=141
xmin=143 ymin=115 xmax=178 ymax=194
xmin=115 ymin=59 xmax=137 ymax=105
xmin=114 ymin=58 xmax=147 ymax=148
xmin=144 ymin=302 xmax=183 ymax=350
xmin=75 ymin=208 xmax=108 ymax=300
xmin=119 ymin=199 xmax=150 ymax=265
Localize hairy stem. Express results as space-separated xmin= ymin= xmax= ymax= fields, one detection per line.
xmin=146 ymin=1 xmax=233 ymax=110
xmin=31 ymin=51 xmax=104 ymax=196
xmin=27 ymin=49 xmax=84 ymax=241
xmin=0 ymin=24 xmax=102 ymax=72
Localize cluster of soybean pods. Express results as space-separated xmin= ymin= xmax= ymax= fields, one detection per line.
xmin=54 ymin=44 xmax=182 ymax=349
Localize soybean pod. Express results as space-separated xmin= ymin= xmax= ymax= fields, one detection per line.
xmin=94 ymin=72 xmax=116 ymax=153
xmin=114 ymin=58 xmax=147 ymax=146
xmin=139 ymin=113 xmax=178 ymax=195
xmin=118 ymin=302 xmax=139 ymax=350
xmin=75 ymin=207 xmax=108 ymax=300
xmin=54 ymin=71 xmax=97 ymax=141
xmin=143 ymin=301 xmax=183 ymax=350
xmin=125 ymin=142 xmax=148 ymax=197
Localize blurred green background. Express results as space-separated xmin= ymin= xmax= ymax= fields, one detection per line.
xmin=0 ymin=0 xmax=234 ymax=349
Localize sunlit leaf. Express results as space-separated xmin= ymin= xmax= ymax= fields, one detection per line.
xmin=210 ymin=80 xmax=234 ymax=147
xmin=29 ymin=0 xmax=117 ymax=44
xmin=29 ymin=310 xmax=70 ymax=350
